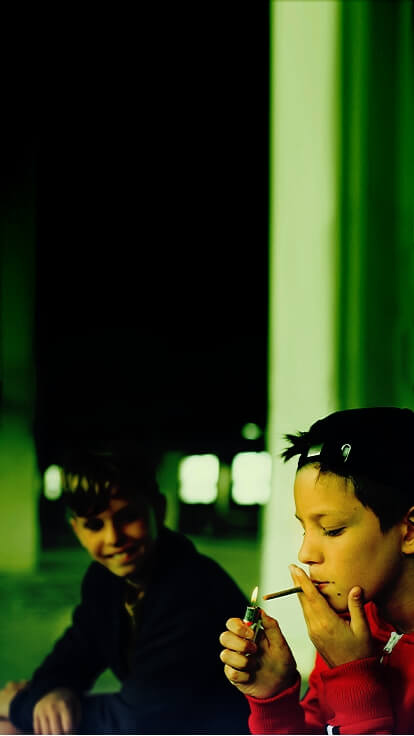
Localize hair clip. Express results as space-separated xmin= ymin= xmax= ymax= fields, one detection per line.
xmin=306 ymin=443 xmax=323 ymax=460
xmin=341 ymin=443 xmax=351 ymax=462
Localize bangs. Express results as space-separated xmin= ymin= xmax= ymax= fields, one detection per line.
xmin=62 ymin=469 xmax=126 ymax=517
xmin=60 ymin=444 xmax=160 ymax=517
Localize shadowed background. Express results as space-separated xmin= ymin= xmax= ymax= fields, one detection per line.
xmin=0 ymin=0 xmax=413 ymax=695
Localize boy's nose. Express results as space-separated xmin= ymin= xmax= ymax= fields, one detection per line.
xmin=298 ymin=533 xmax=323 ymax=565
xmin=104 ymin=520 xmax=122 ymax=546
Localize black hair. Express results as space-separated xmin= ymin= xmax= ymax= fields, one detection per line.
xmin=281 ymin=407 xmax=414 ymax=533
xmin=60 ymin=441 xmax=161 ymax=518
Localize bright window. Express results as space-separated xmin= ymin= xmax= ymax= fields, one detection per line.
xmin=44 ymin=465 xmax=63 ymax=500
xmin=178 ymin=454 xmax=219 ymax=504
xmin=231 ymin=452 xmax=272 ymax=505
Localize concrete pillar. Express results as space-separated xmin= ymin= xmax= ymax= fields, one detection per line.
xmin=262 ymin=0 xmax=413 ymax=683
xmin=262 ymin=0 xmax=340 ymax=679
xmin=388 ymin=1 xmax=414 ymax=409
xmin=0 ymin=144 xmax=39 ymax=571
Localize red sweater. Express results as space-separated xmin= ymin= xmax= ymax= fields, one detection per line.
xmin=247 ymin=602 xmax=414 ymax=734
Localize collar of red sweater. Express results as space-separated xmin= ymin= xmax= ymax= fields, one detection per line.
xmin=366 ymin=600 xmax=414 ymax=643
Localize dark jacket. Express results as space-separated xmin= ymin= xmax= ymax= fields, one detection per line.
xmin=10 ymin=528 xmax=250 ymax=734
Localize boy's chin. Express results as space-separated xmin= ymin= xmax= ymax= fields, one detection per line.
xmin=105 ymin=555 xmax=151 ymax=579
xmin=322 ymin=593 xmax=349 ymax=614
xmin=108 ymin=561 xmax=140 ymax=577
xmin=331 ymin=601 xmax=349 ymax=614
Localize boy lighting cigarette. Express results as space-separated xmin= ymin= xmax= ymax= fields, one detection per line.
xmin=219 ymin=406 xmax=414 ymax=734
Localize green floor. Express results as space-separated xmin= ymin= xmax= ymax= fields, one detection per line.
xmin=0 ymin=535 xmax=260 ymax=691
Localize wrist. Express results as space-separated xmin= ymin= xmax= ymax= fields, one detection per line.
xmin=272 ymin=667 xmax=299 ymax=697
xmin=247 ymin=671 xmax=300 ymax=702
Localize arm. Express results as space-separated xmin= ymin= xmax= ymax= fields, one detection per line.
xmin=2 ymin=681 xmax=80 ymax=734
xmin=116 ymin=549 xmax=252 ymax=734
xmin=121 ymin=601 xmax=248 ymax=733
xmin=288 ymin=565 xmax=393 ymax=734
xmin=219 ymin=567 xmax=395 ymax=736
xmin=9 ymin=565 xmax=110 ymax=734
xmin=0 ymin=682 xmax=29 ymax=720
xmin=32 ymin=688 xmax=82 ymax=735
xmin=0 ymin=682 xmax=27 ymax=734
xmin=220 ymin=609 xmax=324 ymax=734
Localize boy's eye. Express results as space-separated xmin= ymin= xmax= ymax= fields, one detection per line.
xmin=116 ymin=506 xmax=145 ymax=524
xmin=323 ymin=527 xmax=345 ymax=537
xmin=118 ymin=510 xmax=138 ymax=523
xmin=84 ymin=518 xmax=104 ymax=532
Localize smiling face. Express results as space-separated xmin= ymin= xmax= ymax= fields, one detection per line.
xmin=70 ymin=495 xmax=162 ymax=578
xmin=294 ymin=464 xmax=405 ymax=612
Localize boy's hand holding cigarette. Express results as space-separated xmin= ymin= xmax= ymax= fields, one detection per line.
xmin=219 ymin=609 xmax=297 ymax=699
xmin=289 ymin=565 xmax=374 ymax=667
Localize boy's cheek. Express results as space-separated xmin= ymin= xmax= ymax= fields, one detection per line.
xmin=126 ymin=520 xmax=148 ymax=536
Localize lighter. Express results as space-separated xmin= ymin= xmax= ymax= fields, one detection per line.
xmin=243 ymin=585 xmax=263 ymax=641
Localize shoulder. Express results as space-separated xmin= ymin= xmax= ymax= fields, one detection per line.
xmin=154 ymin=528 xmax=248 ymax=604
xmin=155 ymin=528 xmax=223 ymax=578
xmin=80 ymin=560 xmax=123 ymax=600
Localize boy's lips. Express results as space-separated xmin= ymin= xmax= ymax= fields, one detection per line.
xmin=104 ymin=544 xmax=141 ymax=561
xmin=312 ymin=580 xmax=332 ymax=588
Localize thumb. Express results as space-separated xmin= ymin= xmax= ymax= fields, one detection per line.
xmin=348 ymin=586 xmax=369 ymax=636
xmin=259 ymin=608 xmax=278 ymax=629
xmin=259 ymin=608 xmax=285 ymax=640
xmin=258 ymin=608 xmax=296 ymax=664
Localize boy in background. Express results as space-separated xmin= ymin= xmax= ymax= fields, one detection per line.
xmin=1 ymin=442 xmax=250 ymax=734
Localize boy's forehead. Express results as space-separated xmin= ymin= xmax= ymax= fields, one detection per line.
xmin=295 ymin=463 xmax=355 ymax=490
xmin=73 ymin=494 xmax=150 ymax=520
xmin=294 ymin=465 xmax=359 ymax=513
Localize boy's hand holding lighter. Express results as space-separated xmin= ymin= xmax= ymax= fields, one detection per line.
xmin=220 ymin=609 xmax=297 ymax=699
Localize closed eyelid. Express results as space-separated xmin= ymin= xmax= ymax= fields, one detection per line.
xmin=114 ymin=507 xmax=144 ymax=523
xmin=295 ymin=516 xmax=347 ymax=536
xmin=323 ymin=526 xmax=346 ymax=536
xmin=295 ymin=511 xmax=350 ymax=525
xmin=84 ymin=518 xmax=104 ymax=531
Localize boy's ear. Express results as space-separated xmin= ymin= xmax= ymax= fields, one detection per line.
xmin=401 ymin=506 xmax=414 ymax=555
xmin=69 ymin=516 xmax=81 ymax=541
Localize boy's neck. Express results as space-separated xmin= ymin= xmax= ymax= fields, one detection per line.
xmin=378 ymin=560 xmax=414 ymax=634
xmin=125 ymin=537 xmax=159 ymax=586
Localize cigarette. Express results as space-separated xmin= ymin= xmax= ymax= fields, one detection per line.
xmin=262 ymin=586 xmax=303 ymax=600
